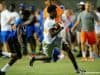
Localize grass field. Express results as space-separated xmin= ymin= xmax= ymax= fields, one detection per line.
xmin=0 ymin=56 xmax=100 ymax=75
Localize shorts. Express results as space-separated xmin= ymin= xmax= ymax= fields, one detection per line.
xmin=80 ymin=31 xmax=97 ymax=45
xmin=8 ymin=35 xmax=22 ymax=59
xmin=43 ymin=36 xmax=62 ymax=57
xmin=26 ymin=25 xmax=34 ymax=39
xmin=0 ymin=31 xmax=12 ymax=43
xmin=65 ymin=31 xmax=76 ymax=43
xmin=9 ymin=31 xmax=17 ymax=39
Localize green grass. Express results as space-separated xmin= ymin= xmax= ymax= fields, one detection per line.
xmin=0 ymin=56 xmax=100 ymax=75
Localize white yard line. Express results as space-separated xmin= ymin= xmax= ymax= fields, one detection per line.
xmin=80 ymin=72 xmax=100 ymax=75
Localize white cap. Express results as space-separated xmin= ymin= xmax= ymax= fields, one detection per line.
xmin=77 ymin=1 xmax=85 ymax=5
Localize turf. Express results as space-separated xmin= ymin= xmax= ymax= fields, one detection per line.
xmin=0 ymin=56 xmax=100 ymax=75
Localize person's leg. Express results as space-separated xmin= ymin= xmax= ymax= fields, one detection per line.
xmin=87 ymin=32 xmax=97 ymax=62
xmin=39 ymin=43 xmax=43 ymax=53
xmin=0 ymin=49 xmax=20 ymax=75
xmin=62 ymin=41 xmax=80 ymax=73
xmin=22 ymin=35 xmax=28 ymax=55
xmin=98 ymin=38 xmax=100 ymax=56
xmin=28 ymin=36 xmax=36 ymax=53
xmin=29 ymin=54 xmax=51 ymax=66
xmin=0 ymin=50 xmax=12 ymax=58
xmin=29 ymin=44 xmax=52 ymax=66
xmin=2 ymin=31 xmax=11 ymax=52
xmin=76 ymin=32 xmax=82 ymax=57
xmin=88 ymin=45 xmax=95 ymax=61
xmin=3 ymin=42 xmax=10 ymax=52
xmin=29 ymin=39 xmax=57 ymax=66
xmin=96 ymin=34 xmax=100 ymax=57
xmin=0 ymin=38 xmax=22 ymax=75
xmin=80 ymin=32 xmax=87 ymax=61
xmin=0 ymin=54 xmax=17 ymax=74
xmin=69 ymin=31 xmax=77 ymax=52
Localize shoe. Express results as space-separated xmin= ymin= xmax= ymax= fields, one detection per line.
xmin=75 ymin=68 xmax=86 ymax=74
xmin=81 ymin=57 xmax=87 ymax=62
xmin=29 ymin=54 xmax=35 ymax=66
xmin=88 ymin=58 xmax=94 ymax=62
xmin=0 ymin=71 xmax=5 ymax=75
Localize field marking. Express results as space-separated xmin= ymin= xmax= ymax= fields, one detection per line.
xmin=80 ymin=72 xmax=100 ymax=75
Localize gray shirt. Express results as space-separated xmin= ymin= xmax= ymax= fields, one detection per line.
xmin=78 ymin=11 xmax=98 ymax=31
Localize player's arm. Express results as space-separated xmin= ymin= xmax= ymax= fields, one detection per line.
xmin=95 ymin=18 xmax=100 ymax=25
xmin=71 ymin=20 xmax=80 ymax=32
xmin=94 ymin=12 xmax=100 ymax=25
xmin=71 ymin=13 xmax=81 ymax=32
xmin=22 ymin=15 xmax=37 ymax=26
xmin=49 ymin=24 xmax=64 ymax=38
xmin=7 ymin=18 xmax=13 ymax=24
xmin=96 ymin=21 xmax=100 ymax=25
xmin=22 ymin=15 xmax=33 ymax=25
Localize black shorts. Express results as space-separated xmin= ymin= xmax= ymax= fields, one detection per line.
xmin=70 ymin=31 xmax=76 ymax=43
xmin=8 ymin=37 xmax=22 ymax=58
xmin=66 ymin=31 xmax=76 ymax=44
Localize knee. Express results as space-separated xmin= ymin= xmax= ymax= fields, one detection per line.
xmin=15 ymin=53 xmax=22 ymax=59
xmin=18 ymin=53 xmax=22 ymax=59
xmin=62 ymin=43 xmax=70 ymax=52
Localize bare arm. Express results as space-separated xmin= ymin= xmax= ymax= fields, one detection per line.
xmin=93 ymin=12 xmax=100 ymax=25
xmin=71 ymin=20 xmax=80 ymax=32
xmin=22 ymin=15 xmax=35 ymax=26
xmin=96 ymin=21 xmax=100 ymax=25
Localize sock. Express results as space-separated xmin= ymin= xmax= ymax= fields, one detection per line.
xmin=1 ymin=63 xmax=10 ymax=72
xmin=90 ymin=51 xmax=94 ymax=58
xmin=82 ymin=50 xmax=86 ymax=58
xmin=34 ymin=55 xmax=51 ymax=61
xmin=2 ymin=52 xmax=12 ymax=58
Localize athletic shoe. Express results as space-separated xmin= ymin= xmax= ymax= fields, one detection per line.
xmin=88 ymin=58 xmax=94 ymax=62
xmin=81 ymin=57 xmax=87 ymax=62
xmin=29 ymin=54 xmax=35 ymax=66
xmin=0 ymin=71 xmax=5 ymax=75
xmin=75 ymin=68 xmax=86 ymax=74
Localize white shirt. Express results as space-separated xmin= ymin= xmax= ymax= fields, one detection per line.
xmin=43 ymin=17 xmax=56 ymax=44
xmin=95 ymin=12 xmax=100 ymax=34
xmin=1 ymin=9 xmax=12 ymax=31
xmin=10 ymin=11 xmax=20 ymax=24
xmin=62 ymin=14 xmax=76 ymax=29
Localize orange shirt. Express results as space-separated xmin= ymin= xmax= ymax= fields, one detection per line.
xmin=55 ymin=6 xmax=63 ymax=23
xmin=43 ymin=5 xmax=63 ymax=23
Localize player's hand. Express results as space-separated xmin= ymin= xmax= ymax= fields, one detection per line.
xmin=71 ymin=27 xmax=74 ymax=33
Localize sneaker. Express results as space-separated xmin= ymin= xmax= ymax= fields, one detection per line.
xmin=81 ymin=57 xmax=87 ymax=62
xmin=29 ymin=54 xmax=35 ymax=66
xmin=88 ymin=58 xmax=94 ymax=62
xmin=0 ymin=71 xmax=5 ymax=75
xmin=75 ymin=69 xmax=86 ymax=74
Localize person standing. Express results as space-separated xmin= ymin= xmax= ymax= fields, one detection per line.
xmin=95 ymin=7 xmax=100 ymax=57
xmin=0 ymin=2 xmax=12 ymax=52
xmin=71 ymin=2 xmax=100 ymax=62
